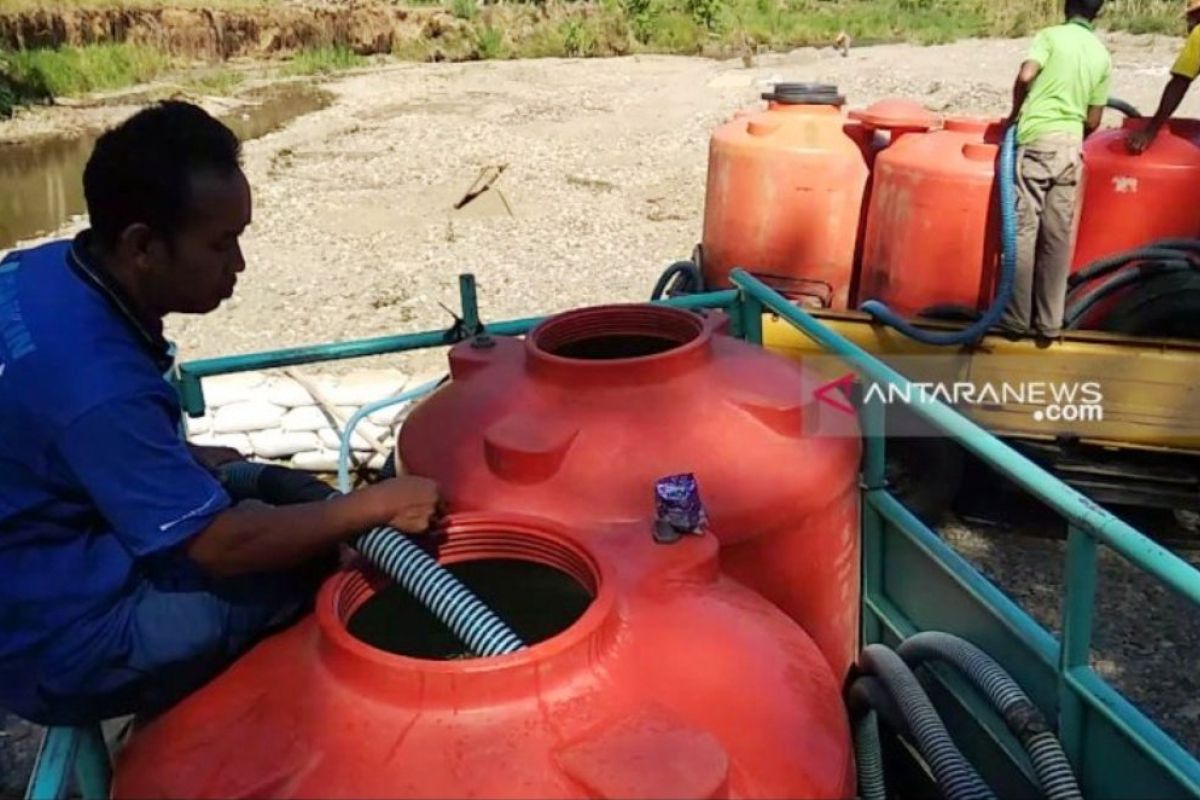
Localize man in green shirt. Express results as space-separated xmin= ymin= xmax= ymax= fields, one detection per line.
xmin=1001 ymin=0 xmax=1111 ymax=340
xmin=1126 ymin=1 xmax=1200 ymax=154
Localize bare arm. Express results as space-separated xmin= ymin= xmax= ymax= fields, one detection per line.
xmin=1128 ymin=74 xmax=1192 ymax=153
xmin=186 ymin=476 xmax=439 ymax=577
xmin=1007 ymin=60 xmax=1042 ymax=127
xmin=1084 ymin=105 xmax=1104 ymax=138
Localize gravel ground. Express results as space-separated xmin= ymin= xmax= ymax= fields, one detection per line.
xmin=941 ymin=511 xmax=1200 ymax=760
xmin=9 ymin=32 xmax=1200 ymax=375
xmin=4 ymin=32 xmax=1200 ymax=794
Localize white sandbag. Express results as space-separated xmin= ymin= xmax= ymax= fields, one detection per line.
xmin=291 ymin=449 xmax=341 ymax=472
xmin=203 ymin=372 xmax=265 ymax=407
xmin=249 ymin=430 xmax=321 ymax=459
xmin=213 ymin=400 xmax=287 ymax=434
xmin=265 ymin=376 xmax=314 ymax=408
xmin=327 ymin=369 xmax=409 ymax=406
xmin=367 ymin=401 xmax=410 ymax=427
xmin=281 ymin=405 xmax=332 ymax=432
xmin=318 ymin=426 xmax=375 ymax=451
xmin=185 ymin=414 xmax=211 ymax=436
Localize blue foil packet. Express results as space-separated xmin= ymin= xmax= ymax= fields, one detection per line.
xmin=654 ymin=473 xmax=707 ymax=538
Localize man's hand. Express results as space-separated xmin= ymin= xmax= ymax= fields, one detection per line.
xmin=188 ymin=443 xmax=245 ymax=472
xmin=1126 ymin=127 xmax=1158 ymax=155
xmin=372 ymin=476 xmax=443 ymax=534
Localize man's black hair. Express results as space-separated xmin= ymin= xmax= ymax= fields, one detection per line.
xmin=83 ymin=100 xmax=242 ymax=251
xmin=1066 ymin=0 xmax=1104 ymax=21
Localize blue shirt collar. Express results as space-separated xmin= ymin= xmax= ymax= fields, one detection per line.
xmin=67 ymin=230 xmax=172 ymax=372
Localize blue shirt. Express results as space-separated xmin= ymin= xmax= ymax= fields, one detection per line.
xmin=0 ymin=234 xmax=231 ymax=719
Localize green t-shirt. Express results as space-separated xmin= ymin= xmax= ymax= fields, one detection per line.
xmin=1017 ymin=18 xmax=1112 ymax=146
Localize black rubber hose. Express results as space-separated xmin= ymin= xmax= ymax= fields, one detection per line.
xmin=854 ymin=710 xmax=888 ymax=800
xmin=1105 ymin=97 xmax=1142 ymax=118
xmin=859 ymin=644 xmax=995 ymax=800
xmin=846 ymin=675 xmax=907 ymax=800
xmin=847 ymin=675 xmax=908 ymax=734
xmin=650 ymin=260 xmax=705 ymax=301
xmin=1065 ymin=261 xmax=1192 ymax=329
xmin=897 ymin=632 xmax=1081 ymax=800
xmin=1089 ymin=268 xmax=1200 ymax=337
xmin=1067 ymin=246 xmax=1196 ymax=289
xmin=918 ymin=304 xmax=983 ymax=323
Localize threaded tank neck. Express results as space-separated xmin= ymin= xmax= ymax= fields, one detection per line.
xmin=526 ymin=305 xmax=715 ymax=384
xmin=317 ymin=515 xmax=619 ymax=706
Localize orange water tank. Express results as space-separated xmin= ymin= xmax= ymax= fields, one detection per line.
xmin=856 ymin=116 xmax=1005 ymax=316
xmin=1073 ymin=117 xmax=1200 ymax=270
xmin=700 ymin=83 xmax=872 ymax=308
xmin=398 ymin=304 xmax=862 ymax=678
xmin=113 ymin=514 xmax=855 ymax=799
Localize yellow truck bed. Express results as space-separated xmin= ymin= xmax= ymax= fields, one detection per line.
xmin=763 ymin=310 xmax=1200 ymax=454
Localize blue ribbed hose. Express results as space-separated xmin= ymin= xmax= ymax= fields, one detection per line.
xmin=859 ymin=644 xmax=996 ymax=800
xmin=220 ymin=442 xmax=526 ymax=657
xmin=351 ymin=525 xmax=526 ymax=656
xmin=337 ymin=376 xmax=446 ymax=494
xmin=896 ymin=632 xmax=1081 ymax=800
xmin=846 ymin=674 xmax=907 ymax=800
xmin=859 ymin=126 xmax=1018 ymax=346
xmin=854 ymin=709 xmax=887 ymax=800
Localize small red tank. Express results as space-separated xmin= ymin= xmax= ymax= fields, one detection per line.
xmin=112 ymin=514 xmax=855 ymax=799
xmin=700 ymin=83 xmax=873 ymax=308
xmin=1073 ymin=117 xmax=1200 ymax=270
xmin=856 ymin=117 xmax=1005 ymax=316
xmin=399 ymin=304 xmax=862 ymax=678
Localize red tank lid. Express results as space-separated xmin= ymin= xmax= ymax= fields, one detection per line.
xmin=850 ymin=98 xmax=938 ymax=131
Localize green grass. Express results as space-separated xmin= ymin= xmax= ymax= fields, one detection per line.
xmin=0 ymin=0 xmax=274 ymax=10
xmin=449 ymin=0 xmax=479 ymax=20
xmin=0 ymin=42 xmax=168 ymax=114
xmin=280 ymin=45 xmax=367 ymax=76
xmin=389 ymin=0 xmax=1190 ymax=65
xmin=181 ymin=67 xmax=245 ymax=95
xmin=1 ymin=0 xmax=1192 ymax=113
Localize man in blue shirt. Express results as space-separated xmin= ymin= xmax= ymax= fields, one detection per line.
xmin=0 ymin=101 xmax=440 ymax=725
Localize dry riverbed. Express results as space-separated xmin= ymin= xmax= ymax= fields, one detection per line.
xmin=3 ymin=32 xmax=1200 ymax=794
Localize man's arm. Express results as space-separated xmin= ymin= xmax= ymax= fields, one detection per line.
xmin=1007 ymin=59 xmax=1043 ymax=127
xmin=57 ymin=391 xmax=439 ymax=580
xmin=1128 ymin=74 xmax=1192 ymax=153
xmin=1085 ymin=105 xmax=1105 ymax=138
xmin=186 ymin=476 xmax=439 ymax=577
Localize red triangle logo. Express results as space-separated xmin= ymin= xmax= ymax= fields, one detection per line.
xmin=814 ymin=372 xmax=857 ymax=415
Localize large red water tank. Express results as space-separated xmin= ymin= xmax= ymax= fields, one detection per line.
xmin=856 ymin=116 xmax=1005 ymax=316
xmin=113 ymin=514 xmax=855 ymax=799
xmin=700 ymin=83 xmax=873 ymax=308
xmin=1073 ymin=117 xmax=1200 ymax=270
xmin=398 ymin=304 xmax=862 ymax=678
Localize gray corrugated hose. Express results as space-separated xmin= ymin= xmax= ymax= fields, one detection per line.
xmin=896 ymin=632 xmax=1081 ymax=800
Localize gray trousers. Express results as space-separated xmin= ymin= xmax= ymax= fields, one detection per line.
xmin=1001 ymin=133 xmax=1083 ymax=337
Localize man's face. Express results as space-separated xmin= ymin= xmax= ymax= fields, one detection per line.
xmin=1189 ymin=10 xmax=1200 ymax=33
xmin=152 ymin=168 xmax=252 ymax=315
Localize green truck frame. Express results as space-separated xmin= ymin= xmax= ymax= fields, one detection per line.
xmin=24 ymin=272 xmax=1200 ymax=799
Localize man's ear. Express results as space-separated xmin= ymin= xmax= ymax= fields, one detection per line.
xmin=115 ymin=223 xmax=167 ymax=272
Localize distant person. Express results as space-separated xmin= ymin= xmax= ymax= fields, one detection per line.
xmin=1001 ymin=0 xmax=1111 ymax=341
xmin=0 ymin=101 xmax=441 ymax=726
xmin=1126 ymin=0 xmax=1200 ymax=154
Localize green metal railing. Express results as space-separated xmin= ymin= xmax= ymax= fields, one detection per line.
xmin=729 ymin=268 xmax=1200 ymax=799
xmin=30 ymin=270 xmax=1200 ymax=799
xmin=177 ymin=276 xmax=743 ymax=416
